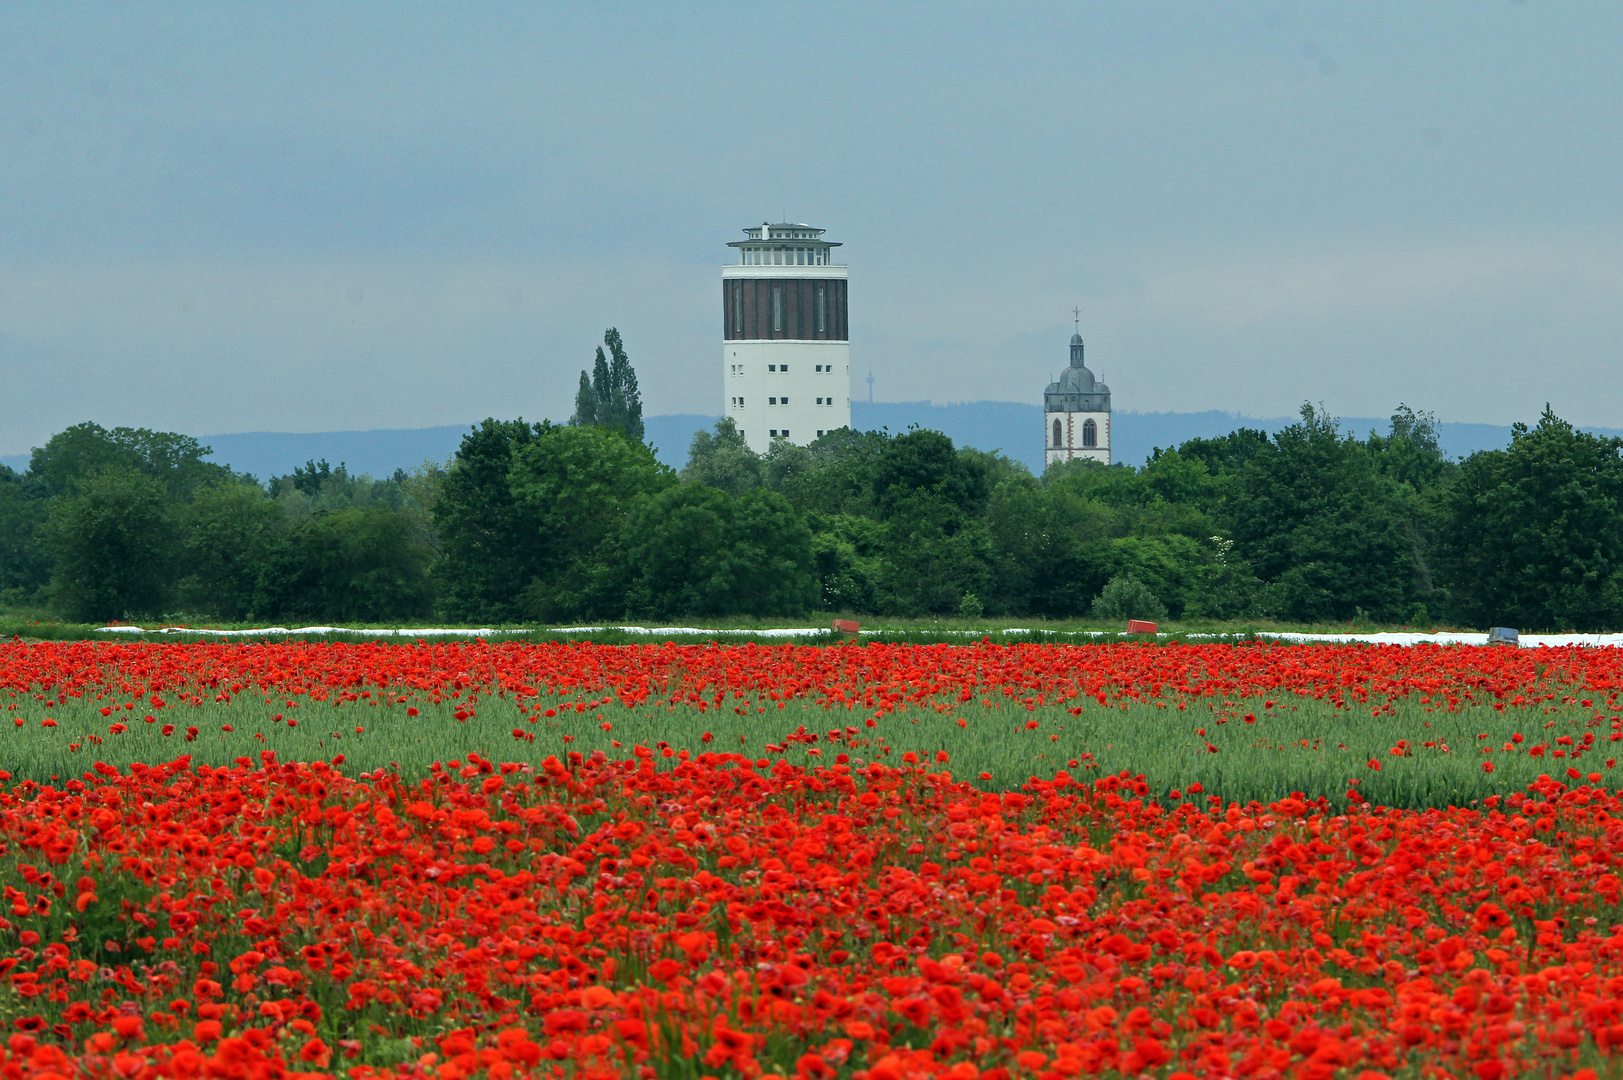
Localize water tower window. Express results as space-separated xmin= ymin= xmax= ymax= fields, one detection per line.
xmin=773 ymin=287 xmax=783 ymax=332
xmin=816 ymin=287 xmax=826 ymax=333
xmin=1082 ymin=419 xmax=1098 ymax=448
xmin=732 ymin=282 xmax=742 ymax=333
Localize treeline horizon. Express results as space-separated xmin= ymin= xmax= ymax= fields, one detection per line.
xmin=2 ymin=403 xmax=1621 ymax=632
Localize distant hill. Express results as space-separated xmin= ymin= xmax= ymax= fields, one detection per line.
xmin=5 ymin=407 xmax=1617 ymax=480
xmin=655 ymin=405 xmax=1617 ymax=475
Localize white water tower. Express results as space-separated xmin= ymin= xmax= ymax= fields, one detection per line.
xmin=722 ymin=223 xmax=850 ymax=453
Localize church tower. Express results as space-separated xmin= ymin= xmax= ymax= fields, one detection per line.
xmin=722 ymin=222 xmax=850 ymax=454
xmin=1044 ymin=329 xmax=1111 ymax=469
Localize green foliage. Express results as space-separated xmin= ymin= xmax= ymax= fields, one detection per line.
xmin=807 ymin=513 xmax=885 ymax=613
xmin=508 ymin=424 xmax=675 ymax=619
xmin=44 ymin=468 xmax=176 ymax=622
xmin=774 ymin=428 xmax=888 ymax=516
xmin=175 ymin=481 xmax=286 ymax=620
xmin=1091 ymin=574 xmax=1167 ymax=621
xmin=681 ymin=418 xmax=763 ymax=495
xmin=1101 ymin=534 xmax=1199 ymax=616
xmin=261 ymin=505 xmax=434 ymax=622
xmin=610 ymin=486 xmax=817 ymax=619
xmin=1183 ymin=536 xmax=1265 ymax=621
xmin=432 ymin=419 xmax=548 ymax=622
xmin=9 ymin=398 xmax=1620 ymax=629
xmin=0 ymin=466 xmax=52 ymax=603
xmin=984 ymin=475 xmax=1111 ymax=617
xmin=876 ymin=492 xmax=993 ymax=615
xmin=1367 ymin=404 xmax=1455 ymax=494
xmin=267 ymin=458 xmax=347 ymax=499
xmin=1436 ymin=406 xmax=1623 ymax=631
xmin=872 ymin=429 xmax=989 ymax=520
xmin=570 ymin=328 xmax=644 ymax=442
xmin=1230 ymin=404 xmax=1419 ymax=623
xmin=29 ymin=421 xmax=232 ymax=497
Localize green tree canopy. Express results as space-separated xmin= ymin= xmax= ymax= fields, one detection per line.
xmin=1436 ymin=406 xmax=1623 ymax=631
xmin=1230 ymin=404 xmax=1418 ymax=623
xmin=44 ymin=467 xmax=176 ymax=622
xmin=0 ymin=466 xmax=53 ymax=603
xmin=611 ymin=486 xmax=816 ymax=620
xmin=29 ymin=422 xmax=233 ymax=497
xmin=432 ymin=419 xmax=549 ymax=622
xmin=871 ymin=428 xmax=989 ymax=521
xmin=570 ymin=328 xmax=644 ymax=442
xmin=508 ymin=423 xmax=674 ymax=619
xmin=261 ymin=505 xmax=434 ymax=622
xmin=681 ymin=418 xmax=763 ymax=495
xmin=175 ymin=481 xmax=287 ymax=621
xmin=1367 ymin=404 xmax=1455 ymax=494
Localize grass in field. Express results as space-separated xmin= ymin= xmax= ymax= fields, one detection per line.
xmin=2 ymin=678 xmax=1611 ymax=808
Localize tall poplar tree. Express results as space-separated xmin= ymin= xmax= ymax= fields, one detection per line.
xmin=569 ymin=328 xmax=644 ymax=442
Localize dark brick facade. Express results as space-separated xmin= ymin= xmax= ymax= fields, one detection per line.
xmin=724 ymin=278 xmax=848 ymax=341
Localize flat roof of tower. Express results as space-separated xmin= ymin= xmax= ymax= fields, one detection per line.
xmin=730 ymin=222 xmax=841 ymax=247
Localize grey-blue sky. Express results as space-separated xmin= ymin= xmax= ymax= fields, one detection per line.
xmin=2 ymin=2 xmax=1620 ymax=456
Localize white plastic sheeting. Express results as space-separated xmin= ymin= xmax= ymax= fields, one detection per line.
xmin=94 ymin=625 xmax=1623 ymax=646
xmin=99 ymin=626 xmax=500 ymax=637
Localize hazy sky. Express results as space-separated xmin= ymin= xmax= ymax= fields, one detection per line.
xmin=3 ymin=2 xmax=1620 ymax=456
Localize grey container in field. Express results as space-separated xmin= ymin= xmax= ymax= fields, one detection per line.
xmin=1487 ymin=627 xmax=1520 ymax=646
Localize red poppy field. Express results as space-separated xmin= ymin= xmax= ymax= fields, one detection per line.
xmin=2 ymin=638 xmax=1623 ymax=1080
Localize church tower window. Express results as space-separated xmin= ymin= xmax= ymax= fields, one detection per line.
xmin=1053 ymin=419 xmax=1063 ymax=447
xmin=1082 ymin=419 xmax=1097 ymax=448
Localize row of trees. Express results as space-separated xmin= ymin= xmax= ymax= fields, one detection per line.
xmin=0 ymin=422 xmax=440 ymax=623
xmin=428 ymin=402 xmax=1622 ymax=630
xmin=2 ymin=338 xmax=1620 ymax=629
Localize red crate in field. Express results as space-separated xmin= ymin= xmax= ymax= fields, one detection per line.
xmin=1126 ymin=619 xmax=1158 ymax=634
xmin=832 ymin=619 xmax=861 ymax=634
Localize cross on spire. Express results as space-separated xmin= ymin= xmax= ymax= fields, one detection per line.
xmin=1072 ymin=306 xmax=1081 ymax=332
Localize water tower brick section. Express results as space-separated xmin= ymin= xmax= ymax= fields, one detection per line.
xmin=723 ymin=223 xmax=851 ymax=454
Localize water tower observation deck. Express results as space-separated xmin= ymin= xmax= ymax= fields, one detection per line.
xmin=727 ymin=222 xmax=843 ymax=268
